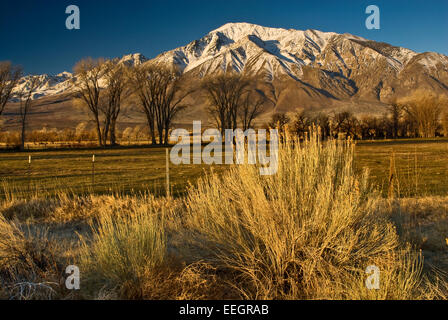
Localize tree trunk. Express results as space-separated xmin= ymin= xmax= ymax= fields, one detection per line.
xmin=110 ymin=118 xmax=117 ymax=146
xmin=157 ymin=125 xmax=164 ymax=145
xmin=95 ymin=115 xmax=103 ymax=146
xmin=145 ymin=114 xmax=157 ymax=145
xmin=20 ymin=119 xmax=26 ymax=151
xmin=163 ymin=123 xmax=170 ymax=145
xmin=103 ymin=118 xmax=110 ymax=146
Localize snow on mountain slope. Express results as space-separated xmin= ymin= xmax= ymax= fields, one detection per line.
xmin=118 ymin=53 xmax=148 ymax=66
xmin=150 ymin=23 xmax=448 ymax=101
xmin=154 ymin=23 xmax=341 ymax=77
xmin=10 ymin=22 xmax=448 ymax=102
xmin=153 ymin=23 xmax=418 ymax=77
xmin=12 ymin=72 xmax=73 ymax=100
xmin=11 ymin=53 xmax=148 ymax=100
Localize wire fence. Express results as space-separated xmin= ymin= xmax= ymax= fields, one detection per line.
xmin=0 ymin=147 xmax=221 ymax=199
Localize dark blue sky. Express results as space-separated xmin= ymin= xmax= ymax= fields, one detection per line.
xmin=0 ymin=0 xmax=447 ymax=75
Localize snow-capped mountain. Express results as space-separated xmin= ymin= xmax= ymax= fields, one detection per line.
xmin=11 ymin=53 xmax=148 ymax=100
xmin=11 ymin=23 xmax=448 ymax=104
xmin=155 ymin=23 xmax=345 ymax=75
xmin=13 ymin=72 xmax=73 ymax=100
xmin=153 ymin=22 xmax=448 ymax=102
xmin=117 ymin=53 xmax=148 ymax=66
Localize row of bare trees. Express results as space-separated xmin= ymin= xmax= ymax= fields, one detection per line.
xmin=72 ymin=58 xmax=192 ymax=146
xmin=0 ymin=62 xmax=45 ymax=150
xmin=202 ymin=73 xmax=266 ymax=135
xmin=2 ymin=59 xmax=269 ymax=149
xmin=2 ymin=58 xmax=447 ymax=149
xmin=0 ymin=62 xmax=22 ymax=117
xmin=273 ymin=91 xmax=448 ymax=140
xmin=0 ymin=124 xmax=152 ymax=146
xmin=73 ymin=63 xmax=268 ymax=146
xmin=73 ymin=58 xmax=128 ymax=146
xmin=128 ymin=64 xmax=189 ymax=145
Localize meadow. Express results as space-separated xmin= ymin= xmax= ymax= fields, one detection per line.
xmin=1 ymin=138 xmax=448 ymax=198
xmin=0 ymin=146 xmax=222 ymax=198
xmin=355 ymin=138 xmax=448 ymax=197
xmin=1 ymin=137 xmax=448 ymax=300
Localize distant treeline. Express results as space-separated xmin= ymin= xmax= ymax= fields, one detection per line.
xmin=272 ymin=91 xmax=448 ymax=140
xmin=1 ymin=59 xmax=448 ymax=149
xmin=0 ymin=123 xmax=152 ymax=147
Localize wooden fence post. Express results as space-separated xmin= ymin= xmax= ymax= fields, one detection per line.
xmin=92 ymin=154 xmax=95 ymax=186
xmin=28 ymin=155 xmax=31 ymax=193
xmin=166 ymin=148 xmax=170 ymax=197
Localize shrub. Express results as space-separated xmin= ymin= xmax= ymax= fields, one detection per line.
xmin=79 ymin=202 xmax=167 ymax=298
xmin=184 ymin=132 xmax=423 ymax=299
xmin=0 ymin=215 xmax=63 ymax=299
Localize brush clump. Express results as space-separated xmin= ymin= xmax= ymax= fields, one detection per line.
xmin=185 ymin=132 xmax=423 ymax=299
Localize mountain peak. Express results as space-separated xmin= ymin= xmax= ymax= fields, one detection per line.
xmin=118 ymin=53 xmax=148 ymax=66
xmin=212 ymin=22 xmax=287 ymax=34
xmin=209 ymin=22 xmax=297 ymax=43
xmin=155 ymin=23 xmax=347 ymax=75
xmin=11 ymin=23 xmax=448 ymax=104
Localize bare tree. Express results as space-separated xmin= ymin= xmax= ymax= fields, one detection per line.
xmin=0 ymin=61 xmax=22 ymax=118
xmin=292 ymin=110 xmax=311 ymax=137
xmin=17 ymin=77 xmax=41 ymax=150
xmin=239 ymin=89 xmax=266 ymax=131
xmin=312 ymin=113 xmax=331 ymax=139
xmin=442 ymin=111 xmax=448 ymax=138
xmin=72 ymin=58 xmax=106 ymax=146
xmin=153 ymin=66 xmax=190 ymax=145
xmin=387 ymin=101 xmax=402 ymax=138
xmin=202 ymin=72 xmax=253 ymax=136
xmin=101 ymin=61 xmax=130 ymax=145
xmin=130 ymin=64 xmax=190 ymax=145
xmin=162 ymin=84 xmax=190 ymax=145
xmin=400 ymin=90 xmax=447 ymax=138
xmin=268 ymin=112 xmax=290 ymax=129
xmin=128 ymin=65 xmax=158 ymax=145
xmin=360 ymin=116 xmax=379 ymax=140
xmin=332 ymin=111 xmax=359 ymax=138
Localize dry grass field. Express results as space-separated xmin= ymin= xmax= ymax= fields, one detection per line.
xmin=355 ymin=139 xmax=448 ymax=197
xmin=2 ymin=138 xmax=448 ymax=198
xmin=0 ymin=137 xmax=448 ymax=300
xmin=0 ymin=146 xmax=224 ymax=197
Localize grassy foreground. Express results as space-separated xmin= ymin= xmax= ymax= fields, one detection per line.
xmin=355 ymin=139 xmax=448 ymax=197
xmin=1 ymin=138 xmax=448 ymax=198
xmin=0 ymin=136 xmax=447 ymax=299
xmin=0 ymin=146 xmax=223 ymax=197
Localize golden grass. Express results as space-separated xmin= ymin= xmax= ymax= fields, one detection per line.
xmin=184 ymin=133 xmax=423 ymax=299
xmin=0 ymin=133 xmax=447 ymax=299
xmin=79 ymin=201 xmax=167 ymax=298
xmin=0 ymin=214 xmax=66 ymax=299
